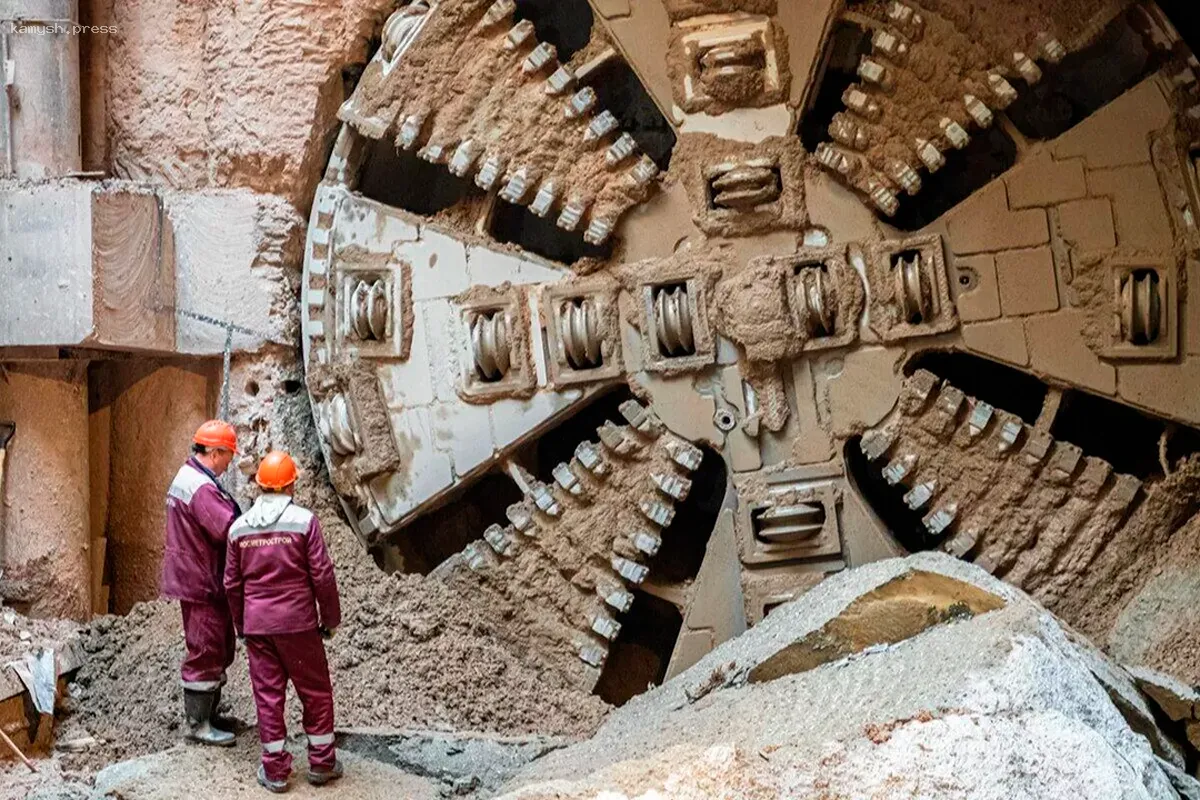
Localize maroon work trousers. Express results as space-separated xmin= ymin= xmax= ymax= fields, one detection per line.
xmin=245 ymin=629 xmax=336 ymax=781
xmin=180 ymin=600 xmax=235 ymax=692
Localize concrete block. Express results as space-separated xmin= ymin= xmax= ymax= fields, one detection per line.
xmin=1056 ymin=197 xmax=1116 ymax=253
xmin=408 ymin=227 xmax=470 ymax=300
xmin=0 ymin=184 xmax=94 ymax=346
xmin=1087 ymin=166 xmax=1174 ymax=253
xmin=1026 ymin=311 xmax=1115 ymax=394
xmin=1053 ymin=79 xmax=1170 ymax=169
xmin=945 ymin=181 xmax=1049 ymax=255
xmin=1005 ymin=155 xmax=1087 ymax=209
xmin=962 ymin=319 xmax=1029 ymax=366
xmin=170 ymin=189 xmax=292 ymax=354
xmin=995 ymin=247 xmax=1059 ymax=316
xmin=952 ymin=254 xmax=1000 ymax=322
xmin=431 ymin=400 xmax=495 ymax=478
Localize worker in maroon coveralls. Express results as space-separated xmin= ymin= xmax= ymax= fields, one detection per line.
xmin=162 ymin=419 xmax=242 ymax=747
xmin=224 ymin=450 xmax=343 ymax=793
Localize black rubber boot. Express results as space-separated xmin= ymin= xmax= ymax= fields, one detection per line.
xmin=183 ymin=689 xmax=236 ymax=747
xmin=211 ymin=686 xmax=239 ymax=731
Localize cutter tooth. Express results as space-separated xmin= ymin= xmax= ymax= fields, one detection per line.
xmin=619 ymin=399 xmax=663 ymax=436
xmin=566 ymin=87 xmax=597 ymax=119
xmin=530 ymin=481 xmax=561 ymax=516
xmin=522 ymin=41 xmax=557 ymax=74
xmin=557 ymin=197 xmax=589 ymax=231
xmin=417 ymin=142 xmax=449 ymax=163
xmin=598 ymin=422 xmax=638 ymax=455
xmin=1036 ymin=34 xmax=1066 ymax=64
xmin=552 ymin=462 xmax=584 ymax=496
xmin=448 ymin=140 xmax=481 ymax=177
xmin=964 ymin=94 xmax=993 ymax=128
xmin=888 ymin=159 xmax=922 ymax=195
xmin=631 ymin=529 xmax=662 ymax=557
xmin=506 ymin=502 xmax=535 ymax=533
xmin=967 ymin=402 xmax=994 ymax=438
xmin=584 ymin=217 xmax=614 ymax=245
xmin=398 ymin=112 xmax=427 ymax=150
xmin=573 ymin=440 xmax=608 ymax=476
xmin=882 ymin=453 xmax=917 ymax=486
xmin=1013 ymin=51 xmax=1042 ymax=84
xmin=640 ymin=499 xmax=675 ymax=528
xmin=859 ymin=428 xmax=896 ymax=461
xmin=577 ymin=641 xmax=607 ymax=667
xmin=585 ymin=110 xmax=619 ymax=143
xmin=479 ymin=0 xmax=516 ymax=30
xmin=923 ymin=503 xmax=958 ymax=536
xmin=903 ymin=480 xmax=936 ymax=510
xmin=664 ymin=438 xmax=703 ymax=471
xmin=940 ymin=117 xmax=970 ymax=149
xmin=499 ymin=167 xmax=534 ymax=203
xmin=867 ymin=176 xmax=899 ymax=216
xmin=612 ymin=555 xmax=649 ymax=584
xmin=631 ymin=155 xmax=659 ymax=186
xmin=857 ymin=58 xmax=892 ymax=91
xmin=475 ymin=155 xmax=507 ymax=190
xmin=504 ymin=19 xmax=535 ymax=50
xmin=598 ymin=579 xmax=634 ymax=612
xmin=590 ymin=612 xmax=621 ymax=641
xmin=652 ymin=472 xmax=691 ymax=501
xmin=530 ymin=180 xmax=559 ymax=217
xmin=842 ymin=86 xmax=882 ymax=120
xmin=546 ymin=65 xmax=576 ymax=95
xmin=988 ymin=73 xmax=1018 ymax=108
xmin=606 ymin=133 xmax=637 ymax=166
xmin=914 ymin=138 xmax=945 ymax=172
xmin=997 ymin=418 xmax=1024 ymax=453
xmin=483 ymin=523 xmax=514 ymax=556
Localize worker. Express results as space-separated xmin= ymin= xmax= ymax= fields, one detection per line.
xmin=224 ymin=450 xmax=343 ymax=793
xmin=162 ymin=419 xmax=242 ymax=747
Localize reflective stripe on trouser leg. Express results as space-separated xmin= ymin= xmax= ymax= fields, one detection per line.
xmin=181 ymin=680 xmax=222 ymax=691
xmin=245 ymin=635 xmax=293 ymax=782
xmin=274 ymin=629 xmax=337 ymax=772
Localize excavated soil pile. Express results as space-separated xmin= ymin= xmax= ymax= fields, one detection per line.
xmin=64 ymin=484 xmax=608 ymax=770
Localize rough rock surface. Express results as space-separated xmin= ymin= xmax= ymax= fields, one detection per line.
xmin=498 ymin=553 xmax=1200 ymax=799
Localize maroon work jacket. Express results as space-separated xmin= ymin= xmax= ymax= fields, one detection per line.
xmin=162 ymin=458 xmax=240 ymax=603
xmin=223 ymin=494 xmax=341 ymax=636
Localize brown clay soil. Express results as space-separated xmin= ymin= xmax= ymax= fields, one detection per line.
xmin=60 ymin=483 xmax=609 ymax=773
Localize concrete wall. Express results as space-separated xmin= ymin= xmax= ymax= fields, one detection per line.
xmin=0 ymin=361 xmax=91 ymax=619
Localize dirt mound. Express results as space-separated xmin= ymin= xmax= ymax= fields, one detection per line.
xmin=63 ymin=486 xmax=608 ymax=771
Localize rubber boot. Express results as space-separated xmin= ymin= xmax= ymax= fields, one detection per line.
xmin=184 ymin=690 xmax=236 ymax=747
xmin=258 ymin=764 xmax=290 ymax=793
xmin=211 ymin=686 xmax=238 ymax=731
xmin=307 ymin=759 xmax=343 ymax=786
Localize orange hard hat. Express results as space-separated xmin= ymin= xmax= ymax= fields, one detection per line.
xmin=256 ymin=450 xmax=298 ymax=490
xmin=193 ymin=420 xmax=238 ymax=453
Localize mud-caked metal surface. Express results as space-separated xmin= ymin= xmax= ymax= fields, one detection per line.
xmin=303 ymin=0 xmax=1200 ymax=692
